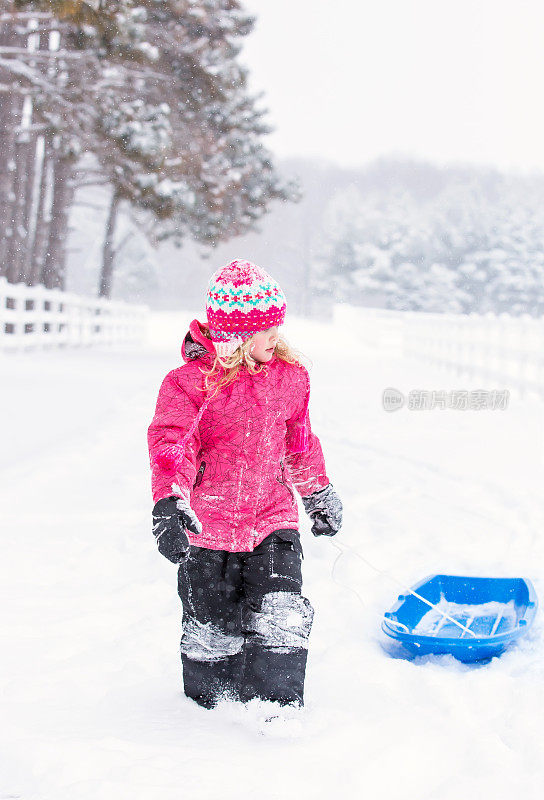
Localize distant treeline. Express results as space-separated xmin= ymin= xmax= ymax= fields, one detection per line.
xmin=316 ymin=159 xmax=544 ymax=317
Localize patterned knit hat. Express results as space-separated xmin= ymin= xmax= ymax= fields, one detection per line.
xmin=206 ymin=259 xmax=287 ymax=357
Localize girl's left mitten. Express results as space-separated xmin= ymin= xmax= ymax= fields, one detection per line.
xmin=302 ymin=483 xmax=343 ymax=536
xmin=152 ymin=495 xmax=201 ymax=563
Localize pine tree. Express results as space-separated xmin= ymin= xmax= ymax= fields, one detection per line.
xmin=1 ymin=0 xmax=296 ymax=296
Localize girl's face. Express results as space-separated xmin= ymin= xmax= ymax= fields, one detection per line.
xmin=248 ymin=326 xmax=281 ymax=363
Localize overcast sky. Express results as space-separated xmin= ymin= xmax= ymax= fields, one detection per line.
xmin=241 ymin=0 xmax=544 ymax=175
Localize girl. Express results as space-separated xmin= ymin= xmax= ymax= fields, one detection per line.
xmin=147 ymin=259 xmax=343 ymax=710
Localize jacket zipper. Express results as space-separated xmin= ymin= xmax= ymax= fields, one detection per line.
xmin=193 ymin=460 xmax=206 ymax=488
xmin=277 ymin=459 xmax=295 ymax=501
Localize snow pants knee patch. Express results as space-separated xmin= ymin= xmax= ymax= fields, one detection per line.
xmin=244 ymin=590 xmax=314 ymax=653
xmin=179 ymin=616 xmax=244 ymax=662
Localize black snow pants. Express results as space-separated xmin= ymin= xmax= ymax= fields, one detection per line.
xmin=177 ymin=529 xmax=314 ymax=709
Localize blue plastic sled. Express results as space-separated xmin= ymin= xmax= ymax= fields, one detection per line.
xmin=381 ymin=574 xmax=538 ymax=663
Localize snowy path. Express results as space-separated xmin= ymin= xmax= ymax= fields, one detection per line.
xmin=1 ymin=311 xmax=543 ymax=800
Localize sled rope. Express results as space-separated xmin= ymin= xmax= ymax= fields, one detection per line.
xmin=328 ymin=539 xmax=478 ymax=639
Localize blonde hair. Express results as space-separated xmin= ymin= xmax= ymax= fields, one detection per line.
xmin=198 ymin=322 xmax=307 ymax=399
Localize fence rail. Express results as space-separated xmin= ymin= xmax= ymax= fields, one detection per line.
xmin=0 ymin=277 xmax=148 ymax=351
xmin=334 ymin=303 xmax=544 ymax=400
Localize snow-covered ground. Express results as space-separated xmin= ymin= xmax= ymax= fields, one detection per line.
xmin=1 ymin=309 xmax=543 ymax=800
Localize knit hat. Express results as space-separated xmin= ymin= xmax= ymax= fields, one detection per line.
xmin=206 ymin=259 xmax=287 ymax=358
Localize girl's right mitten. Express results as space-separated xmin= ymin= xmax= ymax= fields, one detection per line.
xmin=152 ymin=495 xmax=201 ymax=563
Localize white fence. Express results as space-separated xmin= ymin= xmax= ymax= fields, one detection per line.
xmin=334 ymin=304 xmax=544 ymax=400
xmin=0 ymin=277 xmax=148 ymax=351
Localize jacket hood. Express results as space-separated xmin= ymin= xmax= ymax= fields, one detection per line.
xmin=181 ymin=319 xmax=216 ymax=363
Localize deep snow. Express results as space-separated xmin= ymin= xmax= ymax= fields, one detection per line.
xmin=1 ymin=308 xmax=543 ymax=800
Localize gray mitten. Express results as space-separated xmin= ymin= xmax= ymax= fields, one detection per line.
xmin=301 ymin=483 xmax=343 ymax=537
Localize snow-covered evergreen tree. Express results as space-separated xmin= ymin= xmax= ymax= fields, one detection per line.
xmin=1 ymin=0 xmax=296 ymax=296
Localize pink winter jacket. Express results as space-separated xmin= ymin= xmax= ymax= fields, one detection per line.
xmin=147 ymin=319 xmax=330 ymax=552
